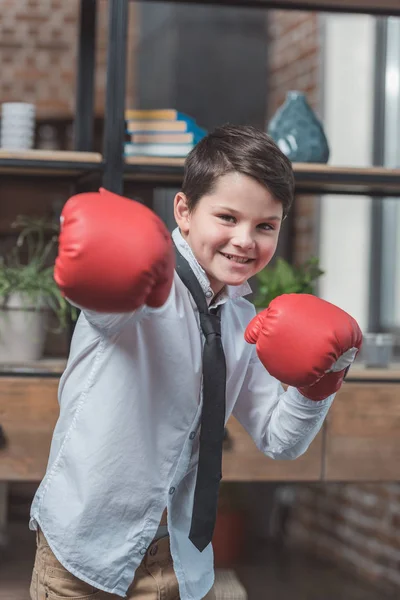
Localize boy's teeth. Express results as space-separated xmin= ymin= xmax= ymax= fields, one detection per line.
xmin=224 ymin=253 xmax=248 ymax=264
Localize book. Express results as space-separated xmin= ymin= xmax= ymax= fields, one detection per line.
xmin=127 ymin=120 xmax=206 ymax=141
xmin=124 ymin=142 xmax=194 ymax=157
xmin=130 ymin=132 xmax=200 ymax=144
xmin=126 ymin=120 xmax=190 ymax=133
xmin=125 ymin=109 xmax=193 ymax=121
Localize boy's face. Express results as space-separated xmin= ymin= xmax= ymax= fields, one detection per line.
xmin=174 ymin=172 xmax=283 ymax=294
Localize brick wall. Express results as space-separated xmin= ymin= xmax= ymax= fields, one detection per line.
xmin=268 ymin=10 xmax=320 ymax=117
xmin=268 ymin=10 xmax=322 ymax=265
xmin=0 ymin=0 xmax=136 ymax=119
xmin=283 ymin=483 xmax=400 ymax=595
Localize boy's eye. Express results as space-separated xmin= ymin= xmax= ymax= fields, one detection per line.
xmin=258 ymin=223 xmax=275 ymax=231
xmin=218 ymin=214 xmax=236 ymax=223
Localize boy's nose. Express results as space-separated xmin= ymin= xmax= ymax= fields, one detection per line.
xmin=232 ymin=232 xmax=255 ymax=250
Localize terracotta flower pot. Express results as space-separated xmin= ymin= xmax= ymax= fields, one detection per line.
xmin=212 ymin=509 xmax=246 ymax=568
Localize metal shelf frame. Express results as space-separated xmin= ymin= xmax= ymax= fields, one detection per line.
xmin=141 ymin=0 xmax=400 ymax=17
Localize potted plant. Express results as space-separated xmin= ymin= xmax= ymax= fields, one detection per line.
xmin=254 ymin=256 xmax=324 ymax=310
xmin=0 ymin=215 xmax=75 ymax=363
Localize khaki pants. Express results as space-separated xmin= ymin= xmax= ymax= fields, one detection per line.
xmin=30 ymin=528 xmax=215 ymax=600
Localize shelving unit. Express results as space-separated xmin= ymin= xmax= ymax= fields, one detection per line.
xmin=0 ymin=1 xmax=399 ymax=196
xmin=1 ymin=0 xmax=400 ymax=487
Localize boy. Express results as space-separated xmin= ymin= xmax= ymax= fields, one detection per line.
xmin=29 ymin=125 xmax=362 ymax=600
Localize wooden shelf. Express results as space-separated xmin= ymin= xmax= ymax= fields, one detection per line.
xmin=155 ymin=0 xmax=400 ymax=17
xmin=0 ymin=359 xmax=66 ymax=378
xmin=346 ymin=363 xmax=400 ymax=382
xmin=1 ymin=152 xmax=399 ymax=196
xmin=0 ymin=152 xmax=397 ymax=196
xmin=1 ymin=358 xmax=399 ymax=384
xmin=0 ymin=149 xmax=103 ymax=177
xmin=294 ymin=164 xmax=400 ymax=197
xmin=125 ymin=159 xmax=400 ymax=197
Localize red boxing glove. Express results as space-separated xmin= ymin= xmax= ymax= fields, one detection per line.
xmin=245 ymin=294 xmax=363 ymax=401
xmin=55 ymin=188 xmax=175 ymax=312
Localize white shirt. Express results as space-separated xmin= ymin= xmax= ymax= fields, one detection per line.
xmin=30 ymin=227 xmax=334 ymax=599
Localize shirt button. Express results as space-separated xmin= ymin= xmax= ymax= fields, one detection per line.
xmin=189 ymin=432 xmax=196 ymax=440
xmin=139 ymin=548 xmax=147 ymax=556
xmin=205 ymin=290 xmax=213 ymax=298
xmin=169 ymin=487 xmax=176 ymax=495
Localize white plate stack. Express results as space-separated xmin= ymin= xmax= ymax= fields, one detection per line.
xmin=1 ymin=102 xmax=36 ymax=150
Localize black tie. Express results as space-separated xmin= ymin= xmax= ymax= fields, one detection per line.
xmin=174 ymin=247 xmax=227 ymax=552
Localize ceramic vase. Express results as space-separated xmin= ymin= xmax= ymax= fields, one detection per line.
xmin=267 ymin=91 xmax=330 ymax=163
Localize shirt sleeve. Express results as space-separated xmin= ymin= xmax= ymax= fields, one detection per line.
xmin=65 ymin=277 xmax=177 ymax=335
xmin=67 ymin=298 xmax=146 ymax=335
xmin=232 ymin=347 xmax=334 ymax=460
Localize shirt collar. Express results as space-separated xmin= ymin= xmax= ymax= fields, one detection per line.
xmin=172 ymin=227 xmax=252 ymax=307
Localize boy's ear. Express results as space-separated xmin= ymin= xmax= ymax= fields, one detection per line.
xmin=174 ymin=192 xmax=191 ymax=234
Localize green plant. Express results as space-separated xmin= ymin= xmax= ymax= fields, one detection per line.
xmin=254 ymin=256 xmax=324 ymax=309
xmin=0 ymin=215 xmax=76 ymax=331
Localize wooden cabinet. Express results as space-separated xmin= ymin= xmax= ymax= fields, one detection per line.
xmin=324 ymin=381 xmax=400 ymax=481
xmin=0 ymin=378 xmax=59 ymax=481
xmin=223 ymin=418 xmax=323 ymax=481
xmin=1 ymin=370 xmax=400 ymax=482
xmin=0 ymin=374 xmax=323 ymax=482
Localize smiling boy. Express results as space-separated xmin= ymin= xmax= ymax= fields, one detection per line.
xmin=29 ymin=125 xmax=362 ymax=600
xmin=175 ymin=172 xmax=282 ymax=293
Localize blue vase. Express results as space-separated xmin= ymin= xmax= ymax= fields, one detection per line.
xmin=267 ymin=91 xmax=330 ymax=163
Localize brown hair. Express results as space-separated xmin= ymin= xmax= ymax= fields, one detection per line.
xmin=182 ymin=124 xmax=295 ymax=218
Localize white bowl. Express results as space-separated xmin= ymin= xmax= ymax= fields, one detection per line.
xmin=2 ymin=102 xmax=35 ymax=115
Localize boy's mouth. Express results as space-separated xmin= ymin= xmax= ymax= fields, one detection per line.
xmin=219 ymin=252 xmax=253 ymax=264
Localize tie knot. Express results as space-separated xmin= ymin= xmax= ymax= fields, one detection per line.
xmin=200 ymin=312 xmax=221 ymax=338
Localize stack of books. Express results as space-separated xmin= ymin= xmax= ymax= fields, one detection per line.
xmin=124 ymin=109 xmax=207 ymax=158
